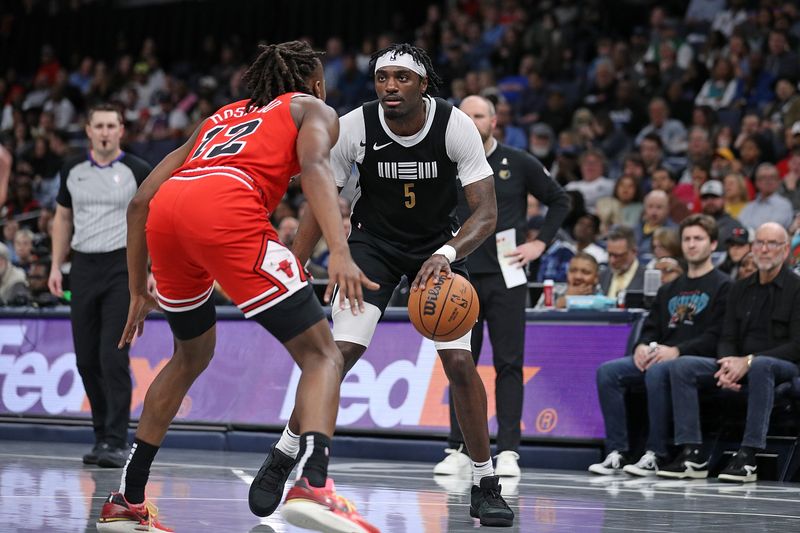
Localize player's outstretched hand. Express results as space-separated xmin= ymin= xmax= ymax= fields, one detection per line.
xmin=118 ymin=292 xmax=160 ymax=348
xmin=326 ymin=249 xmax=379 ymax=315
xmin=411 ymin=255 xmax=452 ymax=292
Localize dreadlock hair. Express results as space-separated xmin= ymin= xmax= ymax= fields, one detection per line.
xmin=242 ymin=41 xmax=324 ymax=110
xmin=368 ymin=43 xmax=442 ymax=94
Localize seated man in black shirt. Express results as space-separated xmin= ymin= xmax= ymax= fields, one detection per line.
xmin=589 ymin=215 xmax=730 ymax=476
xmin=659 ymin=222 xmax=800 ymax=482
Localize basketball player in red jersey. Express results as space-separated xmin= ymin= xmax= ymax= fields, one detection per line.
xmin=96 ymin=41 xmax=379 ymax=533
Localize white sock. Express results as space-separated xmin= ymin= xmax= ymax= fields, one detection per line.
xmin=472 ymin=459 xmax=494 ymax=487
xmin=275 ymin=425 xmax=300 ymax=458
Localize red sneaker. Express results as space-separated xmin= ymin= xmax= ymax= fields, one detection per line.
xmin=280 ymin=477 xmax=379 ymax=533
xmin=96 ymin=492 xmax=174 ymax=532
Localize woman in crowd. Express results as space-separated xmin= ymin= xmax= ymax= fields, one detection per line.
xmin=596 ymin=174 xmax=643 ymax=233
xmin=647 ymin=227 xmax=681 ymax=268
xmin=535 ymin=252 xmax=600 ymax=309
xmin=723 ymin=172 xmax=750 ymax=217
xmin=653 ymin=256 xmax=684 ymax=284
xmin=737 ymin=252 xmax=757 ymax=280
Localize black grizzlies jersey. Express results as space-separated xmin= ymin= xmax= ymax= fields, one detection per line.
xmin=352 ymin=98 xmax=460 ymax=248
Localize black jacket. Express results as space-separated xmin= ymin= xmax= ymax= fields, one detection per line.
xmin=718 ymin=266 xmax=800 ymax=362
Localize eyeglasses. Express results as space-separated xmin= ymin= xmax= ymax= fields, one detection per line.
xmin=752 ymin=240 xmax=787 ymax=250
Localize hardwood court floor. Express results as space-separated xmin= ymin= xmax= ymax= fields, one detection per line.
xmin=1 ymin=440 xmax=799 ymax=532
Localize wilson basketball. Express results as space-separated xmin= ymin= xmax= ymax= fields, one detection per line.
xmin=408 ymin=273 xmax=479 ymax=342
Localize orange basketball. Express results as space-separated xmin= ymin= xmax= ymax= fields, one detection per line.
xmin=408 ymin=273 xmax=479 ymax=342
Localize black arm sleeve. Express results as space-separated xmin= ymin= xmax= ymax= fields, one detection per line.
xmin=523 ymin=154 xmax=569 ymax=244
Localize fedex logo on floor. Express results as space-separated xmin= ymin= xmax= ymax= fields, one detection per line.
xmin=279 ymin=336 xmax=540 ymax=429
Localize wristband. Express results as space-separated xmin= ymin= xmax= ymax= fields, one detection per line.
xmin=433 ymin=244 xmax=456 ymax=263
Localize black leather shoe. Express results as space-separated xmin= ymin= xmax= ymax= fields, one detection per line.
xmin=82 ymin=442 xmax=109 ymax=465
xmin=97 ymin=445 xmax=129 ymax=468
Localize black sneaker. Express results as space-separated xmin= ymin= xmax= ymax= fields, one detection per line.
xmin=718 ymin=449 xmax=758 ymax=483
xmin=97 ymin=445 xmax=129 ymax=468
xmin=83 ymin=442 xmax=109 ymax=465
xmin=470 ymin=475 xmax=514 ymax=527
xmin=248 ymin=442 xmax=297 ymax=517
xmin=657 ymin=445 xmax=708 ymax=479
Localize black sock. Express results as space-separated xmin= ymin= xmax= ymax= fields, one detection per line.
xmin=122 ymin=438 xmax=159 ymax=504
xmin=297 ymin=432 xmax=331 ymax=488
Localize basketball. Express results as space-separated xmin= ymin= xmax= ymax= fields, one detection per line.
xmin=408 ymin=273 xmax=479 ymax=341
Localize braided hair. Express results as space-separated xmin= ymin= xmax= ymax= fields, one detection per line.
xmin=368 ymin=43 xmax=442 ymax=94
xmin=242 ymin=41 xmax=324 ymax=110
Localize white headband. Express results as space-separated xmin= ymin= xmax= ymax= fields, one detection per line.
xmin=374 ymin=50 xmax=427 ymax=78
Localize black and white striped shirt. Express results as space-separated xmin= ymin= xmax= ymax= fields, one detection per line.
xmin=56 ymin=152 xmax=151 ymax=253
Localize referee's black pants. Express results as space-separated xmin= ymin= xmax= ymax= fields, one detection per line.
xmin=70 ymin=249 xmax=131 ymax=448
xmin=448 ymin=272 xmax=527 ymax=453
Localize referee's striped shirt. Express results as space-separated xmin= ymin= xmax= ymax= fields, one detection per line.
xmin=56 ymin=151 xmax=151 ymax=253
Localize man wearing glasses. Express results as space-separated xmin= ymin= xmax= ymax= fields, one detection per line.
xmin=739 ymin=163 xmax=794 ymax=231
xmin=659 ymin=222 xmax=800 ymax=483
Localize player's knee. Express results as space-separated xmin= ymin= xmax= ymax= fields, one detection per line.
xmin=173 ymin=346 xmax=214 ymax=377
xmin=298 ymin=343 xmax=345 ymax=377
xmin=440 ymin=351 xmax=477 ymax=386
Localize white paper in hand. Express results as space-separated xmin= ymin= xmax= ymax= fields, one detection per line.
xmin=495 ymin=228 xmax=528 ymax=289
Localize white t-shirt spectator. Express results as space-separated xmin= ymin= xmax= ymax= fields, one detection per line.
xmin=566 ymin=177 xmax=615 ymax=213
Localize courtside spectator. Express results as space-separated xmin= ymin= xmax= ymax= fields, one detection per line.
xmin=591 ymin=214 xmax=729 ymax=476
xmin=661 ymin=223 xmax=800 ymax=483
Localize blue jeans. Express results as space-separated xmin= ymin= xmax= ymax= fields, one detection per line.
xmin=670 ymin=355 xmax=800 ymax=450
xmin=596 ymin=356 xmax=674 ymax=455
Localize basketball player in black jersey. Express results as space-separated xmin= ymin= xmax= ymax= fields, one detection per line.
xmin=248 ymin=43 xmax=514 ymax=527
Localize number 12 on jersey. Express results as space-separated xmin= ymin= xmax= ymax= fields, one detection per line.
xmin=404 ymin=182 xmax=416 ymax=208
xmin=191 ymin=119 xmax=262 ymax=160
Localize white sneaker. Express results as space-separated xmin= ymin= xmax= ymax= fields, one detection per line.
xmin=494 ymin=451 xmax=521 ymax=477
xmin=588 ymin=451 xmax=626 ymax=475
xmin=433 ymin=446 xmax=471 ymax=475
xmin=623 ymin=451 xmax=660 ymax=477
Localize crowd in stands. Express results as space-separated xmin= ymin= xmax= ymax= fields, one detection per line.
xmin=2 ymin=0 xmax=800 ymax=307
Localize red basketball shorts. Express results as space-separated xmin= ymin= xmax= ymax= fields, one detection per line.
xmin=146 ymin=168 xmax=308 ymax=318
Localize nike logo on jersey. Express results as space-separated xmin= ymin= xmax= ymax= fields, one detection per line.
xmin=373 ymin=141 xmax=393 ymax=151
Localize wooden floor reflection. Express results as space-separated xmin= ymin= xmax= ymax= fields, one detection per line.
xmin=2 ymin=441 xmax=799 ymax=532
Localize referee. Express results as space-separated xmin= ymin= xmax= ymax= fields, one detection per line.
xmin=48 ymin=103 xmax=152 ymax=468
xmin=439 ymin=95 xmax=569 ymax=477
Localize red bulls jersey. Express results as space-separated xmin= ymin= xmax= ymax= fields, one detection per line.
xmin=173 ymin=92 xmax=303 ymax=214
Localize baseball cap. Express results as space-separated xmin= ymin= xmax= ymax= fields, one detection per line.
xmin=700 ymin=180 xmax=724 ymax=197
xmin=726 ymin=227 xmax=751 ymax=245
